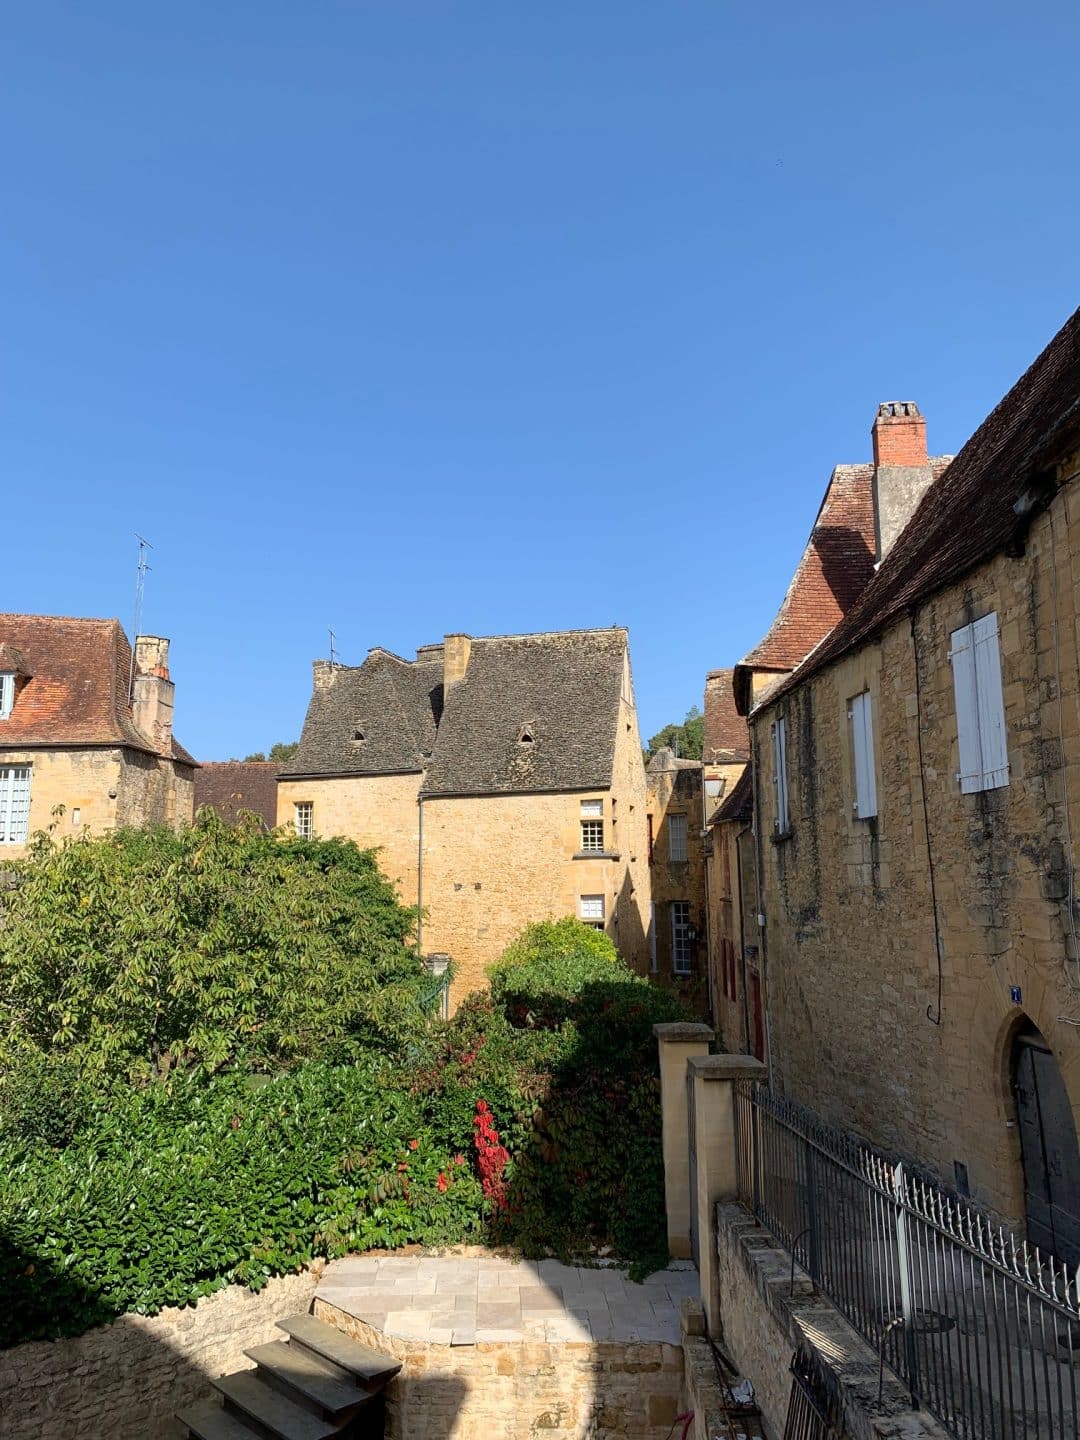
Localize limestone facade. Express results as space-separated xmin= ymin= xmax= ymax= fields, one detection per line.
xmin=280 ymin=630 xmax=651 ymax=1004
xmin=645 ymin=751 xmax=708 ymax=1009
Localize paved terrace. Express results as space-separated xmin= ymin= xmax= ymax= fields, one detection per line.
xmin=315 ymin=1255 xmax=698 ymax=1346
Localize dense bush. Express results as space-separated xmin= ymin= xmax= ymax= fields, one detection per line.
xmin=0 ymin=1060 xmax=483 ymax=1344
xmin=0 ymin=812 xmax=429 ymax=1080
xmin=414 ymin=919 xmax=689 ymax=1278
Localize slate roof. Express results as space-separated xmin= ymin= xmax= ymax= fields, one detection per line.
xmin=711 ymin=763 xmax=753 ymax=826
xmin=733 ymin=455 xmax=950 ymax=712
xmin=284 ymin=648 xmax=443 ymax=778
xmin=195 ymin=761 xmax=279 ymax=828
xmin=0 ymin=614 xmax=193 ymax=761
xmin=703 ymin=669 xmax=749 ymax=763
xmin=285 ymin=627 xmax=629 ymax=796
xmin=759 ymin=305 xmax=1080 ymax=714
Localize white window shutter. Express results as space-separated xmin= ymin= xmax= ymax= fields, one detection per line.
xmin=851 ymin=692 xmax=877 ymax=818
xmin=973 ymin=613 xmax=1009 ymax=789
xmin=950 ymin=622 xmax=983 ymax=793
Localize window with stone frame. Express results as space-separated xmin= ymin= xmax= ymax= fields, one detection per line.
xmin=0 ymin=766 xmax=31 ymax=843
xmin=294 ymin=801 xmax=314 ymax=839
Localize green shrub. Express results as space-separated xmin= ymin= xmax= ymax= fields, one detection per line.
xmin=488 ymin=917 xmax=621 ymax=1006
xmin=0 ymin=812 xmax=429 ymax=1080
xmin=0 ymin=1050 xmax=89 ymax=1147
xmin=0 ymin=1060 xmax=484 ymax=1344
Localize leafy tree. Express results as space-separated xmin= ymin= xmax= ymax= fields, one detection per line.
xmin=236 ymin=741 xmax=298 ymax=764
xmin=644 ymin=704 xmax=704 ymax=762
xmin=0 ymin=812 xmax=428 ymax=1080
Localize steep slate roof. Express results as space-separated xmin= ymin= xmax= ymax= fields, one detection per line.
xmin=733 ymin=455 xmax=950 ymax=711
xmin=195 ymin=761 xmax=279 ymax=827
xmin=284 ymin=648 xmax=443 ymax=777
xmin=421 ymin=629 xmax=627 ymax=796
xmin=711 ymin=763 xmax=753 ymax=826
xmin=0 ymin=614 xmax=190 ymax=760
xmin=703 ymin=669 xmax=749 ymax=763
xmin=760 ymin=305 xmax=1080 ymax=713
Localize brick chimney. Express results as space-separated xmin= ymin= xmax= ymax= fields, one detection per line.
xmin=443 ymin=633 xmax=472 ymax=690
xmin=871 ymin=402 xmax=933 ymax=562
xmin=131 ymin=635 xmax=175 ymax=755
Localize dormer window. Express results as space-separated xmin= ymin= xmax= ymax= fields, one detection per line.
xmin=0 ymin=674 xmax=14 ymax=720
xmin=351 ymin=729 xmax=366 ymax=743
xmin=518 ymin=727 xmax=534 ymax=745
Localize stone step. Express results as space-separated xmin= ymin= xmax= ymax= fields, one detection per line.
xmin=177 ymin=1398 xmax=263 ymax=1440
xmin=245 ymin=1341 xmax=376 ymax=1420
xmin=275 ymin=1315 xmax=401 ymax=1388
xmin=212 ymin=1370 xmax=343 ymax=1440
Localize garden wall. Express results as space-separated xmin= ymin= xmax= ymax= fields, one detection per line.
xmin=0 ymin=1266 xmax=322 ymax=1439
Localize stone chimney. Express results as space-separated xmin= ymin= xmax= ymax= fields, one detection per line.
xmin=312 ymin=658 xmax=338 ymax=692
xmin=443 ymin=633 xmax=472 ymax=690
xmin=132 ymin=635 xmax=175 ymax=755
xmin=871 ymin=402 xmax=933 ymax=562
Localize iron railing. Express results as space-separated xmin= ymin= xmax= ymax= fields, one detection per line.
xmin=734 ymin=1081 xmax=1080 ymax=1440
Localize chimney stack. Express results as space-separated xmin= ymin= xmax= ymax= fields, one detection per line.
xmin=131 ymin=635 xmax=175 ymax=756
xmin=312 ymin=658 xmax=338 ymax=692
xmin=443 ymin=633 xmax=472 ymax=690
xmin=871 ymin=402 xmax=934 ymax=561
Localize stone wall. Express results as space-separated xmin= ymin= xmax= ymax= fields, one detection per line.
xmin=751 ymin=446 xmax=1080 ymax=1225
xmin=314 ymin=1298 xmax=684 ymax=1440
xmin=0 ymin=1268 xmax=322 ymax=1439
xmin=276 ymin=770 xmax=422 ymax=899
xmin=646 ymin=757 xmax=707 ymax=1009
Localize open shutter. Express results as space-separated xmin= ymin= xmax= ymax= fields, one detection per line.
xmin=973 ymin=612 xmax=1009 ymax=789
xmin=950 ymin=622 xmax=983 ymax=793
xmin=850 ymin=691 xmax=878 ymax=818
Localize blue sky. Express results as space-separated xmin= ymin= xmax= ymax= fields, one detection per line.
xmin=3 ymin=2 xmax=1078 ymax=758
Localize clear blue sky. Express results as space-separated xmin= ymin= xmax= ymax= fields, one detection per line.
xmin=3 ymin=3 xmax=1078 ymax=759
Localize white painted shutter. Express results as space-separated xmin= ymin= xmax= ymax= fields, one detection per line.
xmin=849 ymin=691 xmax=877 ymax=818
xmin=950 ymin=622 xmax=983 ymax=793
xmin=973 ymin=612 xmax=1009 ymax=789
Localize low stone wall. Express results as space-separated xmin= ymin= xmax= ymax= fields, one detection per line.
xmin=314 ymin=1297 xmax=685 ymax=1439
xmin=0 ymin=1266 xmax=322 ymax=1439
xmin=714 ymin=1204 xmax=950 ymax=1440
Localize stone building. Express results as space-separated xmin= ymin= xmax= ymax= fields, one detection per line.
xmin=194 ymin=761 xmax=279 ymax=829
xmin=742 ymin=306 xmax=1080 ymax=1263
xmin=705 ymin=767 xmax=761 ymax=1058
xmin=645 ymin=748 xmax=707 ymax=1008
xmin=0 ymin=615 xmax=195 ymax=854
xmin=278 ymin=628 xmax=650 ymax=1002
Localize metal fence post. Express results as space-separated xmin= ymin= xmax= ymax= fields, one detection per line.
xmin=804 ymin=1134 xmax=819 ymax=1286
xmin=892 ymin=1162 xmax=920 ymax=1407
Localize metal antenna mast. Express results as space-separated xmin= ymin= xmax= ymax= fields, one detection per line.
xmin=128 ymin=534 xmax=154 ymax=702
xmin=328 ymin=626 xmax=339 ymax=669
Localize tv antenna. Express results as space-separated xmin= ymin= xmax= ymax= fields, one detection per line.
xmin=128 ymin=533 xmax=153 ymax=702
xmin=328 ymin=626 xmax=340 ymax=669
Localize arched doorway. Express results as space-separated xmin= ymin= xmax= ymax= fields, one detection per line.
xmin=1012 ymin=1023 xmax=1080 ymax=1266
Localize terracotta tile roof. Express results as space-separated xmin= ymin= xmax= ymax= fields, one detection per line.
xmin=0 ymin=613 xmax=190 ymax=760
xmin=761 ymin=306 xmax=1080 ymax=712
xmin=703 ymin=669 xmax=749 ymax=763
xmin=195 ymin=761 xmax=278 ymax=827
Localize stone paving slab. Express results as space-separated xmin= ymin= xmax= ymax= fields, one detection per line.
xmin=316 ymin=1255 xmax=697 ymax=1346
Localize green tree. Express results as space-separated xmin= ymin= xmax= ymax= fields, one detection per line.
xmin=0 ymin=812 xmax=428 ymax=1080
xmin=644 ymin=704 xmax=704 ymax=762
xmin=238 ymin=741 xmax=298 ymax=764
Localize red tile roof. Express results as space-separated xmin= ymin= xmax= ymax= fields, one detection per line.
xmin=703 ymin=669 xmax=749 ymax=763
xmin=760 ymin=306 xmax=1080 ymax=712
xmin=0 ymin=614 xmax=188 ymax=759
xmin=194 ymin=762 xmax=279 ymax=828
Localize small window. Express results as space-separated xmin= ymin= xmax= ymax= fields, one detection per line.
xmin=950 ymin=613 xmax=1009 ymax=793
xmin=0 ymin=766 xmax=31 ymax=843
xmin=772 ymin=716 xmax=790 ymax=832
xmin=580 ymin=819 xmax=605 ymax=852
xmin=849 ymin=691 xmax=878 ymax=819
xmin=671 ymin=901 xmax=692 ymax=975
xmin=351 ymin=729 xmax=366 ymax=743
xmin=580 ymin=894 xmax=605 ymax=929
xmin=580 ymin=799 xmax=603 ymax=817
xmin=294 ymin=801 xmax=314 ymax=839
xmin=518 ymin=728 xmax=534 ymax=745
xmin=0 ymin=673 xmax=14 ymax=720
xmin=668 ymin=813 xmax=688 ymax=862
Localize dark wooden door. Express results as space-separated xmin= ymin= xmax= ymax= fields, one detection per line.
xmin=1014 ymin=1033 xmax=1080 ymax=1267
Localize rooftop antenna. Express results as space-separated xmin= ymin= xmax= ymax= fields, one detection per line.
xmin=128 ymin=533 xmax=153 ymax=702
xmin=328 ymin=626 xmax=340 ymax=669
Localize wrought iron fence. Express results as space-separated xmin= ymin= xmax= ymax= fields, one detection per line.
xmin=734 ymin=1081 xmax=1080 ymax=1440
